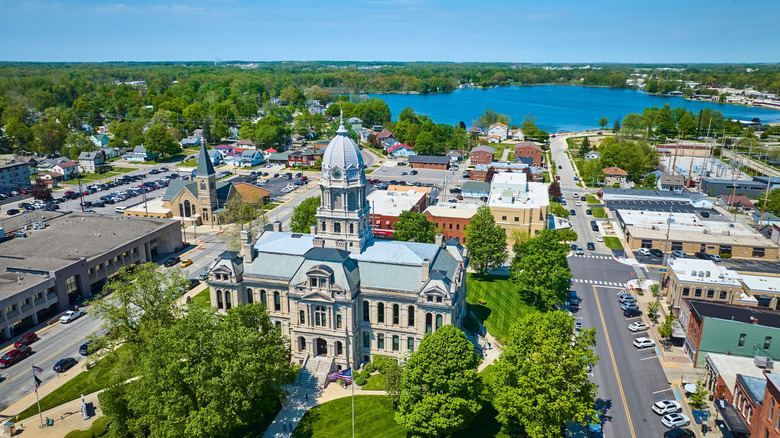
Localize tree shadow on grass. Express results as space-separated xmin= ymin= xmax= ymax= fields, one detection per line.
xmin=291 ymin=405 xmax=321 ymax=438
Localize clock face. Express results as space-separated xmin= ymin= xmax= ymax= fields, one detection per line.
xmin=332 ymin=169 xmax=342 ymax=179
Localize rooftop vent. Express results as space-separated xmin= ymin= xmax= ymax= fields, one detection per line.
xmin=291 ymin=234 xmax=302 ymax=238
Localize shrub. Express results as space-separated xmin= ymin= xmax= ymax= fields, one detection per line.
xmin=65 ymin=429 xmax=94 ymax=438
xmin=354 ymin=373 xmax=367 ymax=386
xmin=363 ymin=363 xmax=376 ymax=374
xmin=91 ymin=417 xmax=109 ymax=437
xmin=720 ymin=253 xmax=732 ymax=259
xmin=372 ymin=355 xmax=396 ymax=374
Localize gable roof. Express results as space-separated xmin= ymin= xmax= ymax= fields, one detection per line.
xmin=78 ymin=150 xmax=104 ymax=161
xmin=720 ymin=195 xmax=755 ymax=209
xmin=489 ymin=122 xmax=508 ymax=129
xmin=514 ymin=141 xmax=542 ymax=151
xmin=604 ymin=166 xmax=628 ymax=176
xmin=471 ymin=145 xmax=495 ymax=154
xmin=376 ymin=129 xmax=395 ymax=139
xmin=54 ymin=160 xmax=79 ymax=169
xmin=387 ymin=143 xmax=414 ymax=153
xmin=659 ymin=175 xmax=685 ymax=185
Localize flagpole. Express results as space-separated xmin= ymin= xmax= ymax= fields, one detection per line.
xmin=351 ymin=369 xmax=355 ymax=438
xmin=32 ymin=366 xmax=43 ymax=428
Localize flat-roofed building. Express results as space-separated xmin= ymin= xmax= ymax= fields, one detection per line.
xmin=0 ymin=161 xmax=31 ymax=192
xmin=486 ymin=172 xmax=549 ymax=241
xmin=424 ymin=204 xmax=480 ymax=243
xmin=665 ymin=259 xmax=746 ymax=309
xmin=367 ymin=189 xmax=428 ymax=238
xmin=408 ymin=155 xmax=450 ymax=170
xmin=616 ymin=209 xmax=779 ymax=260
xmin=704 ymin=353 xmax=770 ymax=403
xmin=0 ymin=212 xmax=183 ymax=341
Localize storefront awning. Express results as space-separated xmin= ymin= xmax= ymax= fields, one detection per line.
xmin=671 ymin=321 xmax=686 ymax=338
xmin=716 ymin=400 xmax=750 ymax=435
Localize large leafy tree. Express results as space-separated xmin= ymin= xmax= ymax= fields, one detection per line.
xmin=548 ymin=181 xmax=562 ymax=200
xmin=290 ymin=196 xmax=320 ymax=233
xmin=510 ymin=229 xmax=572 ymax=311
xmin=394 ymin=211 xmax=436 ymax=243
xmin=758 ymin=188 xmax=780 ymax=217
xmin=490 ymin=312 xmax=598 ymax=438
xmin=465 ymin=206 xmax=508 ymax=273
xmin=395 ymin=325 xmax=482 ymax=437
xmin=101 ymin=303 xmax=296 ymax=438
xmin=31 ymin=178 xmax=52 ymax=200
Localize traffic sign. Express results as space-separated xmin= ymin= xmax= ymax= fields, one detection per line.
xmin=660 ymin=268 xmax=667 ymax=272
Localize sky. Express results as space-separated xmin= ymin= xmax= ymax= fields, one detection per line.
xmin=0 ymin=0 xmax=778 ymax=63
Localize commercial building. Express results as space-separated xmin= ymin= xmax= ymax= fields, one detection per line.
xmin=0 ymin=211 xmax=183 ymax=341
xmin=704 ymin=353 xmax=770 ymax=404
xmin=657 ymin=175 xmax=685 ymax=192
xmin=615 ymin=209 xmax=779 ymax=260
xmin=469 ymin=145 xmax=494 ymax=165
xmin=460 ymin=181 xmax=491 ymax=199
xmin=486 ymin=172 xmax=549 ymax=240
xmin=424 ymin=204 xmax=480 ymax=243
xmin=665 ymin=259 xmax=748 ymax=310
xmin=681 ymin=299 xmax=780 ymax=368
xmin=513 ymin=142 xmax=543 ymax=166
xmin=599 ymin=187 xmax=713 ymax=208
xmin=0 ymin=161 xmax=31 ymax=192
xmin=701 ymin=179 xmax=769 ymax=198
xmin=206 ymin=122 xmax=467 ymax=379
xmin=408 ymin=155 xmax=450 ymax=170
xmin=366 ymin=189 xmax=428 ymax=237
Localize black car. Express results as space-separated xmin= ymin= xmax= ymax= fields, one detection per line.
xmin=699 ymin=211 xmax=710 ymax=218
xmin=569 ymin=209 xmax=576 ymax=216
xmin=79 ymin=340 xmax=93 ymax=356
xmin=586 ymin=209 xmax=592 ymax=215
xmin=694 ymin=252 xmax=710 ymax=260
xmin=449 ymin=188 xmax=462 ymax=194
xmin=410 ymin=170 xmax=418 ymax=175
xmin=649 ymin=249 xmax=664 ymax=257
xmin=624 ymin=308 xmax=642 ymax=317
xmin=6 ymin=208 xmax=20 ymax=215
xmin=163 ymin=256 xmax=181 ymax=267
xmin=570 ymin=244 xmax=578 ymax=251
xmin=53 ymin=358 xmax=78 ymax=373
xmin=663 ymin=428 xmax=696 ymax=438
xmin=587 ymin=242 xmax=595 ymax=250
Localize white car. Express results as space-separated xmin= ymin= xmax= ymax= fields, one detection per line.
xmin=661 ymin=413 xmax=690 ymax=428
xmin=596 ymin=235 xmax=603 ymax=242
xmin=575 ymin=201 xmax=582 ymax=206
xmin=652 ymin=400 xmax=682 ymax=415
xmin=633 ymin=337 xmax=655 ymax=349
xmin=628 ymin=322 xmax=649 ymax=332
xmin=637 ymin=248 xmax=650 ymax=256
xmin=60 ymin=308 xmax=86 ymax=324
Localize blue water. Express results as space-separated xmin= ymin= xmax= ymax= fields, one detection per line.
xmin=369 ymin=86 xmax=780 ymax=132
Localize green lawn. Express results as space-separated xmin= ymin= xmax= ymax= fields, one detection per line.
xmin=176 ymin=159 xmax=197 ymax=168
xmin=466 ymin=274 xmax=536 ymax=343
xmin=16 ymin=345 xmax=135 ymax=421
xmin=602 ymin=236 xmax=624 ymax=250
xmin=590 ymin=207 xmax=606 ymax=218
xmin=76 ymin=167 xmax=135 ymax=183
xmin=146 ymin=153 xmax=189 ymax=164
xmin=190 ymin=288 xmax=210 ymax=307
xmin=293 ymin=396 xmax=406 ymax=438
xmin=585 ymin=194 xmax=599 ymax=204
xmin=365 ymin=168 xmax=374 ymax=174
xmin=362 ymin=373 xmax=385 ymax=390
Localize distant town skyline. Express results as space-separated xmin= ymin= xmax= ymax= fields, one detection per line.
xmin=1 ymin=0 xmax=778 ymax=63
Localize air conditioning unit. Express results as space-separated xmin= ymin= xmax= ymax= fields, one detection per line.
xmin=755 ymin=356 xmax=774 ymax=369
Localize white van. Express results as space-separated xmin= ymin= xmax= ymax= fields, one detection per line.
xmin=114 ymin=206 xmax=127 ymax=213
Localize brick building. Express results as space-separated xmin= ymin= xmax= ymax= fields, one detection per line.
xmin=408 ymin=155 xmax=450 ymax=170
xmin=424 ymin=204 xmax=480 ymax=244
xmin=367 ymin=189 xmax=428 ymax=238
xmin=513 ymin=142 xmax=543 ymax=166
xmin=470 ymin=145 xmax=495 ymax=165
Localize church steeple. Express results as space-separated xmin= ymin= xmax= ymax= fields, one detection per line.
xmin=314 ymin=119 xmax=371 ymax=253
xmin=195 ymin=142 xmax=217 ymax=223
xmin=195 ymin=142 xmax=216 ymax=177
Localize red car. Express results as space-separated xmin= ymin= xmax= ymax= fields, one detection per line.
xmin=0 ymin=345 xmax=32 ymax=368
xmin=14 ymin=332 xmax=38 ymax=348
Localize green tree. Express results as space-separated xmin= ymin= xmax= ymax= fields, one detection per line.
xmin=465 ymin=206 xmax=508 ymax=273
xmin=548 ymin=181 xmax=562 ymax=200
xmin=510 ymin=229 xmax=572 ymax=311
xmin=475 ymin=109 xmax=510 ymax=132
xmin=30 ymin=177 xmax=52 ymax=201
xmin=61 ymin=131 xmax=95 ymax=161
xmin=758 ymin=189 xmax=780 ymax=216
xmin=395 ymin=325 xmax=482 ymax=437
xmin=688 ymin=381 xmax=709 ymax=409
xmin=101 ymin=303 xmax=296 ymax=438
xmin=4 ymin=117 xmax=33 ymax=151
xmin=384 ymin=360 xmax=404 ymax=408
xmin=658 ymin=313 xmax=675 ymax=339
xmin=290 ymin=196 xmax=320 ymax=233
xmin=643 ymin=173 xmax=657 ymax=188
xmin=521 ymin=114 xmax=540 ymax=140
xmin=555 ymin=228 xmax=578 ymax=243
xmin=221 ymin=194 xmax=265 ymax=228
xmin=622 ymin=113 xmax=643 ymax=135
xmin=393 ymin=211 xmax=436 ymax=243
xmin=579 ymin=136 xmax=591 ymax=156
xmin=598 ymin=117 xmax=608 ymax=130
xmin=677 ymin=111 xmax=696 ymax=138
xmin=490 ymin=311 xmax=598 ymax=437
xmin=144 ymin=123 xmax=176 ymax=157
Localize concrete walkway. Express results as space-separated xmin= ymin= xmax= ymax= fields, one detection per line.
xmin=1 ymin=391 xmax=102 ymax=438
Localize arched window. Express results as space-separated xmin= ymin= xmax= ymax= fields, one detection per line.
xmin=299 ymin=337 xmax=306 ymax=351
xmin=225 ymin=291 xmax=232 ymax=310
xmin=260 ymin=290 xmax=267 ymax=307
xmin=425 ymin=313 xmax=432 ymax=334
xmin=200 ymin=180 xmax=206 ymax=190
xmin=273 ymin=291 xmax=281 ymax=311
xmin=247 ymin=288 xmax=253 ymax=304
xmin=407 ymin=337 xmax=415 ymax=352
xmin=216 ymin=290 xmax=223 ymax=309
xmin=363 ymin=301 xmax=370 ymax=322
xmin=336 ymin=341 xmax=343 ymax=356
xmin=315 ymin=306 xmax=327 ymax=327
xmin=435 ymin=314 xmax=443 ymax=330
xmin=392 ymin=304 xmax=399 ymax=325
xmin=377 ymin=302 xmax=385 ymax=323
xmin=408 ymin=306 xmax=415 ymax=326
xmin=179 ymin=204 xmax=184 ymax=217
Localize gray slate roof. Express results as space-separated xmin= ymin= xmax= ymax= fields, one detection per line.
xmin=196 ymin=143 xmax=215 ymax=177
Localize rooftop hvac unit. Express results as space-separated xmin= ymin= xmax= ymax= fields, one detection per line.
xmin=755 ymin=356 xmax=774 ymax=369
xmin=698 ymin=271 xmax=705 ymax=277
xmin=691 ymin=271 xmax=697 ymax=276
xmin=706 ymin=271 xmax=711 ymax=277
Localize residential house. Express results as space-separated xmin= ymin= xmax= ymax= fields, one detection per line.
xmin=287 ymin=148 xmax=323 ymax=167
xmin=180 ymin=137 xmax=201 ymax=148
xmin=290 ymin=134 xmax=306 ymax=148
xmin=36 ymin=157 xmax=70 ymax=173
xmin=658 ymin=175 xmax=685 ymax=192
xmin=358 ymin=128 xmax=373 ymax=143
xmin=0 ymin=161 xmax=32 ymax=191
xmin=226 ymin=150 xmax=263 ymax=168
xmin=486 ymin=135 xmax=502 ymax=144
xmin=78 ymin=150 xmax=107 ymax=173
xmin=102 ymin=147 xmax=123 ymax=159
xmin=719 ymin=195 xmax=756 ymax=212
xmin=603 ymin=167 xmax=628 ymax=186
xmin=584 ymin=151 xmax=601 ymax=160
xmin=214 ymin=144 xmax=238 ymax=156
xmin=348 ymin=117 xmax=363 ymax=131
xmin=376 ymin=129 xmax=398 ymax=148
xmin=90 ymin=134 xmax=110 ymax=148
xmin=513 ymin=142 xmax=543 ymax=166
xmin=446 ymin=151 xmax=464 ymax=163
xmin=470 ymin=145 xmax=495 ymax=165
xmin=51 ymin=160 xmax=79 ymax=180
xmin=753 ymin=212 xmax=780 ymax=229
xmin=207 ymin=150 xmax=224 ymax=166
xmin=487 ymin=123 xmax=508 ymax=141
xmin=408 ymin=155 xmax=450 ymax=170
xmin=236 ymin=139 xmax=258 ymax=150
xmin=387 ymin=144 xmax=416 ymax=158
xmin=123 ymin=145 xmax=153 ymax=162
xmin=508 ymin=128 xmax=522 ymax=140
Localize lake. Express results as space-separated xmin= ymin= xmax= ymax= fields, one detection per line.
xmin=369 ymin=86 xmax=780 ymax=132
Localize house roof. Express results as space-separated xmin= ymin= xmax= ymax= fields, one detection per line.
xmin=55 ymin=160 xmax=79 ymax=169
xmin=720 ymin=195 xmax=755 ymax=209
xmin=604 ymin=166 xmax=628 ymax=176
xmin=236 ymin=139 xmax=256 ymax=146
xmin=408 ymin=155 xmax=449 ymax=164
xmin=79 ymin=151 xmax=104 ymax=161
xmin=514 ymin=141 xmax=542 ymax=151
xmin=387 ymin=143 xmax=413 ymax=153
xmin=688 ymin=299 xmax=780 ymax=329
xmin=489 ymin=122 xmax=508 ymax=128
xmin=376 ymin=129 xmax=395 ymax=139
xmin=471 ymin=145 xmax=495 ymax=154
xmin=659 ymin=175 xmax=685 ymax=186
xmin=737 ymin=374 xmax=766 ymax=405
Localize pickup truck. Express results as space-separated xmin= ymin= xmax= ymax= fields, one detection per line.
xmin=60 ymin=308 xmax=86 ymax=324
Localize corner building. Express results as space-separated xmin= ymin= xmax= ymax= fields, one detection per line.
xmin=206 ymin=123 xmax=468 ymax=371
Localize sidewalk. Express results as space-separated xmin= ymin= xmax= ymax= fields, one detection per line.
xmin=0 ymin=392 xmax=102 ymax=438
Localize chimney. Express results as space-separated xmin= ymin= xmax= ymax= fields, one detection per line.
xmin=753 ymin=317 xmax=759 ymax=325
xmin=421 ymin=259 xmax=430 ymax=281
xmin=240 ymin=229 xmax=255 ymax=262
xmin=273 ymin=221 xmax=283 ymax=232
xmin=435 ymin=233 xmax=444 ymax=247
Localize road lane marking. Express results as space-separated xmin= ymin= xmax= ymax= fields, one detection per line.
xmin=653 ymin=388 xmax=674 ymax=394
xmin=593 ymin=285 xmax=637 ymax=438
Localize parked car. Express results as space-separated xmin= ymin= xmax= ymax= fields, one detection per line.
xmin=621 ymin=302 xmax=640 ymax=311
xmin=0 ymin=345 xmax=32 ymax=368
xmin=60 ymin=308 xmax=86 ymax=324
xmin=694 ymin=252 xmax=710 ymax=260
xmin=628 ymin=322 xmax=649 ymax=332
xmin=587 ymin=242 xmax=595 ymax=250
xmin=6 ymin=208 xmax=20 ymax=215
xmin=637 ymin=248 xmax=650 ymax=256
xmin=618 ymin=294 xmax=636 ymax=303
xmin=180 ymin=259 xmax=193 ymax=268
xmin=576 ymin=245 xmax=584 ymax=255
xmin=596 ymin=235 xmax=603 ymax=242
xmin=569 ymin=209 xmax=576 ymax=216
xmin=198 ymin=272 xmax=209 ymax=281
xmin=586 ymin=209 xmax=592 ymax=215
xmin=79 ymin=340 xmax=93 ymax=356
xmin=633 ymin=337 xmax=655 ymax=349
xmin=661 ymin=413 xmax=690 ymax=428
xmin=709 ymin=254 xmax=722 ymax=262
xmin=53 ymin=358 xmax=78 ymax=373
xmin=652 ymin=400 xmax=682 ymax=415
xmin=663 ymin=428 xmax=696 ymax=438
xmin=649 ymin=249 xmax=664 ymax=257
xmin=672 ymin=250 xmax=687 ymax=258
xmin=449 ymin=188 xmax=462 ymax=194
xmin=14 ymin=332 xmax=38 ymax=348
xmin=574 ymin=321 xmax=583 ymax=333
xmin=700 ymin=211 xmax=710 ymax=218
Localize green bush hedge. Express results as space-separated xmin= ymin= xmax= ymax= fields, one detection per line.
xmin=65 ymin=430 xmax=94 ymax=438
xmin=64 ymin=416 xmax=110 ymax=438
xmin=720 ymin=253 xmax=732 ymax=259
xmin=371 ymin=355 xmax=396 ymax=375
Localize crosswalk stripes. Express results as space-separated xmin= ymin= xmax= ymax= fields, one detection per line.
xmin=571 ymin=254 xmax=613 ymax=260
xmin=572 ymin=278 xmax=624 ymax=287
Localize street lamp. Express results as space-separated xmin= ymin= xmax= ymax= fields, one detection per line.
xmin=659 ymin=211 xmax=675 ymax=304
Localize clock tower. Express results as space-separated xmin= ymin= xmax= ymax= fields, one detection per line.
xmin=314 ymin=122 xmax=372 ymax=252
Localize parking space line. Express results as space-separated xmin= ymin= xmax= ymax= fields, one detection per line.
xmin=640 ymin=355 xmax=659 ymax=361
xmin=652 ymin=388 xmax=674 ymax=394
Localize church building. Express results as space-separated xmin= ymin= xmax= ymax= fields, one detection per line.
xmin=205 ymin=121 xmax=469 ymax=372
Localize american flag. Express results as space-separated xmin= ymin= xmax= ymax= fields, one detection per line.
xmin=327 ymin=368 xmax=353 ymax=383
xmin=33 ymin=365 xmax=43 ymax=392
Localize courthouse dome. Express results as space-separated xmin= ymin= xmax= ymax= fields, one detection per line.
xmin=321 ymin=123 xmax=364 ymax=179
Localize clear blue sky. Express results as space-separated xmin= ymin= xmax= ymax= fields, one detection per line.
xmin=1 ymin=0 xmax=778 ymax=63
